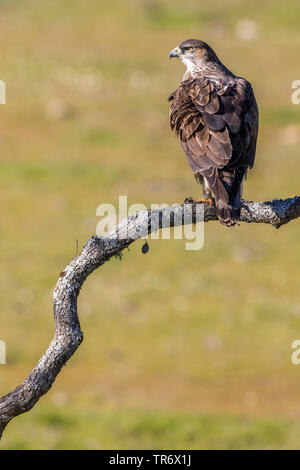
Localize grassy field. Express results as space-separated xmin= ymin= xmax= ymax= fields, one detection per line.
xmin=1 ymin=0 xmax=300 ymax=449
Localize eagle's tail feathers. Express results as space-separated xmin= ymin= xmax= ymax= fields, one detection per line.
xmin=201 ymin=168 xmax=244 ymax=227
xmin=215 ymin=200 xmax=239 ymax=227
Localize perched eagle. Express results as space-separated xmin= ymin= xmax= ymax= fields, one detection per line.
xmin=168 ymin=39 xmax=259 ymax=226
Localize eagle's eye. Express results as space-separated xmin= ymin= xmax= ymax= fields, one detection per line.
xmin=185 ymin=47 xmax=194 ymax=52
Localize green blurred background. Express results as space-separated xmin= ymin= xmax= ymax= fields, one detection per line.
xmin=0 ymin=0 xmax=300 ymax=450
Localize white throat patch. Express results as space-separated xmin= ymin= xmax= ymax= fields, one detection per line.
xmin=181 ymin=57 xmax=195 ymax=74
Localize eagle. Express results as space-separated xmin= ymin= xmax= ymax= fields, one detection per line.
xmin=168 ymin=39 xmax=259 ymax=226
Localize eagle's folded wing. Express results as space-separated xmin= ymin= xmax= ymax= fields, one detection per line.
xmin=169 ymin=78 xmax=258 ymax=174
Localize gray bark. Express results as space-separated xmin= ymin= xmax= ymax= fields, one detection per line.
xmin=0 ymin=196 xmax=299 ymax=439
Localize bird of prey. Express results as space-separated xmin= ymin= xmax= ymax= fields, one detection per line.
xmin=168 ymin=39 xmax=259 ymax=226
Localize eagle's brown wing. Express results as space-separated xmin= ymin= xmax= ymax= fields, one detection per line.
xmin=169 ymin=77 xmax=258 ymax=225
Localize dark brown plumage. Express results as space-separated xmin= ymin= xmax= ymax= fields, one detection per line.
xmin=169 ymin=39 xmax=259 ymax=226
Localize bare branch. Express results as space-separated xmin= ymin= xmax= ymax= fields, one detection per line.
xmin=0 ymin=196 xmax=299 ymax=439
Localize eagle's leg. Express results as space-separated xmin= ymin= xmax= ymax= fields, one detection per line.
xmin=201 ymin=176 xmax=214 ymax=205
xmin=185 ymin=174 xmax=214 ymax=206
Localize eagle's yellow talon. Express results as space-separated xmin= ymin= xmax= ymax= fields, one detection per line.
xmin=188 ymin=197 xmax=214 ymax=206
xmin=205 ymin=197 xmax=214 ymax=207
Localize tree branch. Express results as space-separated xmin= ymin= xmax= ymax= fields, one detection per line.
xmin=0 ymin=196 xmax=299 ymax=439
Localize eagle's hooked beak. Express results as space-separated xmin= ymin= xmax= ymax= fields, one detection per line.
xmin=169 ymin=47 xmax=181 ymax=59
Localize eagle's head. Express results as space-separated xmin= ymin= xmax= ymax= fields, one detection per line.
xmin=169 ymin=39 xmax=218 ymax=73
